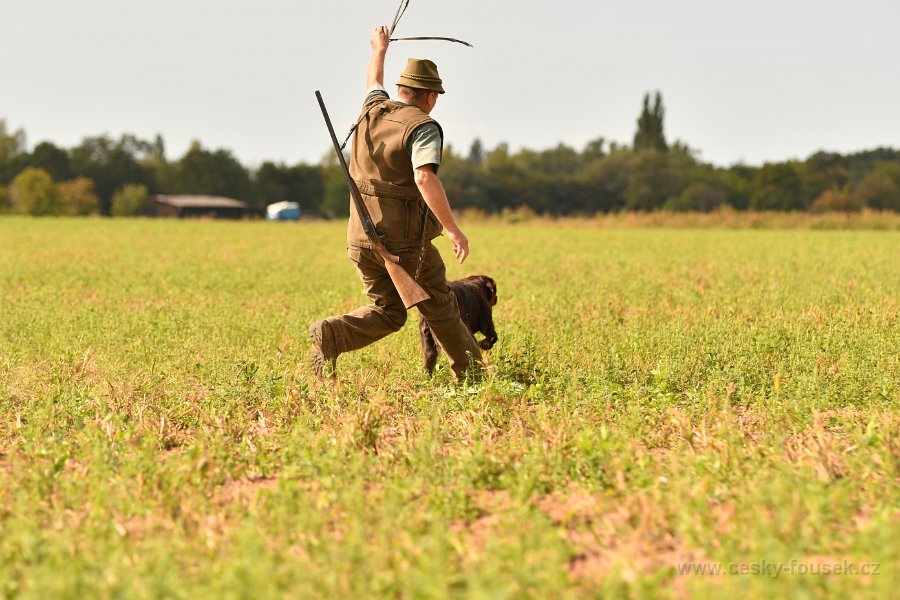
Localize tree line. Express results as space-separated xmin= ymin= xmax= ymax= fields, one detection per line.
xmin=2 ymin=92 xmax=899 ymax=217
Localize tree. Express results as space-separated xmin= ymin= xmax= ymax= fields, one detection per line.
xmin=138 ymin=134 xmax=169 ymax=195
xmin=577 ymin=147 xmax=632 ymax=213
xmin=481 ymin=143 xmax=544 ymax=212
xmin=717 ymin=166 xmax=754 ymax=210
xmin=255 ymin=161 xmax=291 ymax=205
xmin=626 ymin=150 xmax=683 ymax=210
xmin=633 ymin=91 xmax=668 ymax=153
xmin=70 ymin=135 xmax=153 ymax=215
xmin=467 ymin=138 xmax=484 ymax=165
xmin=439 ymin=145 xmax=490 ymax=212
xmin=0 ymin=120 xmax=27 ymax=184
xmin=319 ymin=167 xmax=349 ymax=217
xmin=845 ymin=147 xmax=900 ymax=183
xmin=800 ymin=151 xmax=849 ymax=208
xmin=57 ymin=178 xmax=100 ymax=216
xmin=0 ymin=120 xmax=26 ymax=164
xmin=30 ymin=141 xmax=74 ymax=181
xmin=582 ymin=137 xmax=607 ymax=164
xmin=533 ymin=144 xmax=581 ymax=177
xmin=664 ymin=183 xmax=729 ymax=212
xmin=170 ymin=141 xmax=254 ymax=205
xmin=254 ymin=161 xmax=325 ymax=211
xmin=855 ymin=161 xmax=900 ymax=211
xmin=749 ymin=163 xmax=804 ymax=211
xmin=10 ymin=168 xmax=60 ymax=215
xmin=111 ymin=183 xmax=149 ymax=216
xmin=317 ymin=151 xmax=350 ymax=217
xmin=0 ymin=185 xmax=9 ymax=213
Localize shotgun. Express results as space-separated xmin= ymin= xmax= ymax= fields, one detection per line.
xmin=315 ymin=90 xmax=430 ymax=309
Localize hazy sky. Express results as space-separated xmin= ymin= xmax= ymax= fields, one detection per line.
xmin=2 ymin=0 xmax=898 ymax=168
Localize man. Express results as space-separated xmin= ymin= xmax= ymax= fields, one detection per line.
xmin=310 ymin=25 xmax=483 ymax=381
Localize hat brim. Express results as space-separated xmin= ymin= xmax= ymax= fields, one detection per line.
xmin=396 ymin=76 xmax=445 ymax=94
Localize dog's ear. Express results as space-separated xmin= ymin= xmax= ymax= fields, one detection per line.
xmin=482 ymin=276 xmax=497 ymax=306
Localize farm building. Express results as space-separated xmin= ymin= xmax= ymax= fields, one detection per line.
xmin=266 ymin=201 xmax=301 ymax=221
xmin=149 ymin=195 xmax=247 ymax=219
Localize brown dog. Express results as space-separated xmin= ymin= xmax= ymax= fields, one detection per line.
xmin=419 ymin=275 xmax=498 ymax=373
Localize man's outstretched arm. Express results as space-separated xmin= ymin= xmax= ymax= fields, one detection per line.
xmin=415 ymin=165 xmax=470 ymax=264
xmin=367 ymin=26 xmax=389 ymax=90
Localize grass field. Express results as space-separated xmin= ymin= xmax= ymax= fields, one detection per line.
xmin=0 ymin=215 xmax=897 ymax=598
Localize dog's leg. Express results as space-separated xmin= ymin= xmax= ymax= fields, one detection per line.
xmin=419 ymin=317 xmax=440 ymax=373
xmin=479 ymin=317 xmax=498 ymax=350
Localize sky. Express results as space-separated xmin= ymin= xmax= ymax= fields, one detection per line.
xmin=2 ymin=0 xmax=899 ymax=169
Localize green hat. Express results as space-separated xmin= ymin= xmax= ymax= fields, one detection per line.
xmin=396 ymin=58 xmax=445 ymax=94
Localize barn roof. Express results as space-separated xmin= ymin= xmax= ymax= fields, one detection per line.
xmin=151 ymin=195 xmax=246 ymax=209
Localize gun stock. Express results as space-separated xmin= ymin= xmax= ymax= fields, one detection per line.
xmin=379 ymin=247 xmax=431 ymax=308
xmin=316 ymin=90 xmax=430 ymax=309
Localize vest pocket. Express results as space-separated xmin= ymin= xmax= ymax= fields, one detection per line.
xmin=364 ymin=194 xmax=410 ymax=243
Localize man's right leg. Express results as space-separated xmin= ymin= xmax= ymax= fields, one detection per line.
xmin=310 ymin=245 xmax=407 ymax=377
xmin=414 ymin=243 xmax=483 ymax=379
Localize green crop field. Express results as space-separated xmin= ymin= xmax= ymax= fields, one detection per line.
xmin=0 ymin=216 xmax=897 ymax=598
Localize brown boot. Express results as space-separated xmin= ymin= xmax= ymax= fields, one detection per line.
xmin=309 ymin=319 xmax=338 ymax=380
xmin=453 ymin=353 xmax=486 ymax=382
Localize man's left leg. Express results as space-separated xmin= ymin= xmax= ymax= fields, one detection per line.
xmin=310 ymin=245 xmax=408 ymax=379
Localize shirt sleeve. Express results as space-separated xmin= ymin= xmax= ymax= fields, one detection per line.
xmin=407 ymin=123 xmax=443 ymax=172
xmin=363 ymin=85 xmax=389 ymax=105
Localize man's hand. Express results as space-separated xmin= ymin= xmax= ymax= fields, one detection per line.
xmin=370 ymin=26 xmax=390 ymax=54
xmin=446 ymin=226 xmax=470 ymax=264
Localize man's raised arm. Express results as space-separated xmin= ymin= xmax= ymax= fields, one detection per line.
xmin=367 ymin=26 xmax=390 ymax=90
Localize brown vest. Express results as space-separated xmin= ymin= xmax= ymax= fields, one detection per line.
xmin=347 ymin=96 xmax=442 ymax=249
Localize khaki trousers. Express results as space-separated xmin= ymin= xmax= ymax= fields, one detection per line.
xmin=327 ymin=242 xmax=482 ymax=377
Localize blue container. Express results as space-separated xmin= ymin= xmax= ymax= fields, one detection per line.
xmin=266 ymin=201 xmax=301 ymax=221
